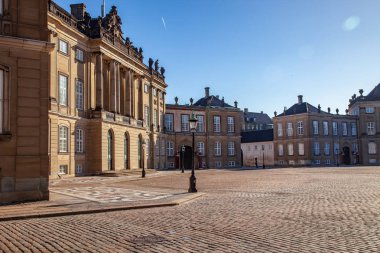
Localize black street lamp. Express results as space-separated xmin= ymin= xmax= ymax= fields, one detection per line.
xmin=188 ymin=113 xmax=198 ymax=193
xmin=262 ymin=145 xmax=265 ymax=169
xmin=142 ymin=139 xmax=146 ymax=178
xmin=181 ymin=145 xmax=185 ymax=173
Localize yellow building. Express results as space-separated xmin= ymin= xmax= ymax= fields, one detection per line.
xmin=47 ymin=2 xmax=167 ymax=178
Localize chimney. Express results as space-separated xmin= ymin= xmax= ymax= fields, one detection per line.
xmin=298 ymin=95 xmax=303 ymax=104
xmin=234 ymin=101 xmax=238 ymax=108
xmin=101 ymin=0 xmax=105 ymax=18
xmin=244 ymin=108 xmax=248 ymax=113
xmin=261 ymin=111 xmax=263 ymax=114
xmin=216 ymin=95 xmax=219 ymax=99
xmin=70 ymin=3 xmax=86 ymax=21
xmin=205 ymin=87 xmax=210 ymax=97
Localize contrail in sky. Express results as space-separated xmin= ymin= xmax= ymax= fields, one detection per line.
xmin=162 ymin=17 xmax=167 ymax=30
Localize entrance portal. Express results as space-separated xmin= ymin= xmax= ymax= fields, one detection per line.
xmin=180 ymin=145 xmax=193 ymax=170
xmin=342 ymin=146 xmax=350 ymax=165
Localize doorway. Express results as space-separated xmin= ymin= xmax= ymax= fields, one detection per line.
xmin=179 ymin=145 xmax=193 ymax=170
xmin=342 ymin=146 xmax=350 ymax=165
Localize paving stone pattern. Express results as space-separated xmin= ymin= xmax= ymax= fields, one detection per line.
xmin=1 ymin=167 xmax=380 ymax=252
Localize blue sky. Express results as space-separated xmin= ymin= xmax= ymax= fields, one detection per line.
xmin=55 ymin=0 xmax=380 ymax=116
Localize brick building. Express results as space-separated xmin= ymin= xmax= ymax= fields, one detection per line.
xmin=0 ymin=0 xmax=52 ymax=203
xmin=165 ymin=87 xmax=242 ymax=169
xmin=47 ymin=1 xmax=168 ymax=177
xmin=273 ymin=95 xmax=359 ymax=167
xmin=348 ymin=84 xmax=380 ymax=165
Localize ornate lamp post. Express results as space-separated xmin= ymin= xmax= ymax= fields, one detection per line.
xmin=188 ymin=113 xmax=198 ymax=193
xmin=142 ymin=139 xmax=146 ymax=178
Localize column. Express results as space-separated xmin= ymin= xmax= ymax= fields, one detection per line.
xmin=116 ymin=63 xmax=121 ymax=114
xmin=95 ymin=53 xmax=103 ymax=110
xmin=131 ymin=71 xmax=135 ymax=118
xmin=110 ymin=60 xmax=116 ymax=112
xmin=125 ymin=70 xmax=131 ymax=116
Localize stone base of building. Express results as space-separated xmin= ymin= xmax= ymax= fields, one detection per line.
xmin=0 ymin=190 xmax=49 ymax=205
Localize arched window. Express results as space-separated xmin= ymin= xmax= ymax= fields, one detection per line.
xmin=124 ymin=133 xmax=129 ymax=169
xmin=59 ymin=126 xmax=69 ymax=152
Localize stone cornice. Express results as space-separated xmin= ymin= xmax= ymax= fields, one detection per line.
xmin=0 ymin=35 xmax=54 ymax=52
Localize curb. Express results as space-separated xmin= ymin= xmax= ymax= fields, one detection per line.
xmin=0 ymin=193 xmax=205 ymax=222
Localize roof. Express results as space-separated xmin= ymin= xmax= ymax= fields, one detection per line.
xmin=244 ymin=112 xmax=272 ymax=124
xmin=277 ymin=102 xmax=328 ymax=117
xmin=241 ymin=129 xmax=273 ymax=143
xmin=193 ymin=95 xmax=233 ymax=108
xmin=363 ymin=83 xmax=380 ymax=101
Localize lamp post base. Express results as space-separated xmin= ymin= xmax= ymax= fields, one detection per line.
xmin=188 ymin=175 xmax=197 ymax=193
xmin=142 ymin=168 xmax=146 ymax=178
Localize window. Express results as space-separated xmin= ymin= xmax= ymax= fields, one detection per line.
xmin=59 ymin=126 xmax=68 ymax=153
xmin=59 ymin=74 xmax=68 ymax=106
xmin=167 ymin=141 xmax=174 ymax=156
xmin=314 ymin=142 xmax=320 ymax=156
xmin=165 ymin=114 xmax=173 ymax=132
xmin=145 ymin=139 xmax=150 ymax=158
xmin=215 ymin=161 xmax=222 ymax=168
xmin=324 ymin=143 xmax=330 ymax=155
xmin=155 ymin=141 xmax=160 ymax=156
xmin=168 ymin=162 xmax=175 ymax=168
xmin=144 ymin=106 xmax=150 ymax=129
xmin=161 ymin=139 xmax=165 ymax=156
xmin=153 ymin=88 xmax=157 ymax=97
xmin=287 ymin=123 xmax=293 ymax=136
xmin=228 ymin=161 xmax=236 ymax=167
xmin=228 ymin=142 xmax=235 ymax=156
xmin=197 ymin=142 xmax=205 ymax=156
xmin=298 ymin=143 xmax=304 ymax=156
xmin=314 ymin=160 xmax=321 ymax=165
xmin=352 ymin=143 xmax=358 ymax=153
xmin=215 ymin=141 xmax=221 ymax=156
xmin=75 ymin=48 xmax=84 ymax=62
xmin=365 ymin=107 xmax=374 ymax=114
xmin=76 ymin=80 xmax=84 ymax=110
xmin=58 ymin=40 xmax=68 ymax=54
xmin=334 ymin=143 xmax=340 ymax=154
xmin=325 ymin=159 xmax=331 ymax=165
xmin=0 ymin=68 xmax=9 ymax=134
xmin=351 ymin=123 xmax=357 ymax=136
xmin=76 ymin=164 xmax=82 ymax=174
xmin=154 ymin=109 xmax=158 ymax=130
xmin=213 ymin=116 xmax=221 ymax=133
xmin=288 ymin=143 xmax=294 ymax=156
xmin=367 ymin=122 xmax=375 ymax=135
xmin=277 ymin=123 xmax=283 ymax=137
xmin=297 ymin=121 xmax=304 ymax=135
xmin=368 ymin=142 xmax=377 ymax=154
xmin=76 ymin=128 xmax=84 ymax=153
xmin=312 ymin=120 xmax=319 ymax=135
xmin=159 ymin=92 xmax=163 ymax=100
xmin=197 ymin=115 xmax=204 ymax=132
xmin=278 ymin=144 xmax=284 ymax=156
xmin=342 ymin=122 xmax=348 ymax=136
xmin=144 ymin=83 xmax=149 ymax=93
xmin=0 ymin=1 xmax=3 ymax=15
xmin=227 ymin=116 xmax=235 ymax=133
xmin=323 ymin=121 xmax=329 ymax=135
xmin=59 ymin=165 xmax=68 ymax=174
xmin=332 ymin=122 xmax=338 ymax=136
xmin=181 ymin=114 xmax=189 ymax=132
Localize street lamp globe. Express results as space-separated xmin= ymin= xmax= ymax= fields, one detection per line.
xmin=189 ymin=113 xmax=198 ymax=132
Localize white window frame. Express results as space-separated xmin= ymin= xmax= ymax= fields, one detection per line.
xmin=76 ymin=79 xmax=84 ymax=110
xmin=197 ymin=115 xmax=204 ymax=132
xmin=323 ymin=121 xmax=329 ymax=135
xmin=314 ymin=142 xmax=320 ymax=156
xmin=76 ymin=128 xmax=84 ymax=153
xmin=167 ymin=141 xmax=174 ymax=156
xmin=144 ymin=106 xmax=150 ymax=129
xmin=59 ymin=126 xmax=68 ymax=153
xmin=365 ymin=107 xmax=374 ymax=114
xmin=278 ymin=144 xmax=284 ymax=156
xmin=324 ymin=143 xmax=330 ymax=155
xmin=75 ymin=164 xmax=83 ymax=174
xmin=312 ymin=120 xmax=319 ymax=135
xmin=165 ymin=113 xmax=173 ymax=132
xmin=332 ymin=122 xmax=338 ymax=136
xmin=59 ymin=165 xmax=68 ymax=174
xmin=214 ymin=116 xmax=221 ymax=133
xmin=197 ymin=142 xmax=205 ymax=156
xmin=351 ymin=123 xmax=357 ymax=136
xmin=368 ymin=142 xmax=377 ymax=155
xmin=287 ymin=122 xmax=293 ymax=136
xmin=342 ymin=122 xmax=348 ymax=136
xmin=334 ymin=143 xmax=340 ymax=155
xmin=288 ymin=143 xmax=294 ymax=156
xmin=59 ymin=74 xmax=68 ymax=106
xmin=58 ymin=39 xmax=68 ymax=54
xmin=298 ymin=143 xmax=304 ymax=156
xmin=75 ymin=48 xmax=84 ymax=62
xmin=277 ymin=123 xmax=283 ymax=137
xmin=227 ymin=116 xmax=235 ymax=133
xmin=227 ymin=142 xmax=235 ymax=156
xmin=228 ymin=161 xmax=236 ymax=167
xmin=144 ymin=83 xmax=149 ymax=93
xmin=215 ymin=141 xmax=221 ymax=156
xmin=367 ymin=122 xmax=375 ymax=135
xmin=181 ymin=114 xmax=190 ymax=132
xmin=297 ymin=121 xmax=304 ymax=135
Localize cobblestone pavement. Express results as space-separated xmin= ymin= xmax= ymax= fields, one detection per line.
xmin=1 ymin=167 xmax=380 ymax=252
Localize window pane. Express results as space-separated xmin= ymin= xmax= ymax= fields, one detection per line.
xmin=59 ymin=75 xmax=68 ymax=106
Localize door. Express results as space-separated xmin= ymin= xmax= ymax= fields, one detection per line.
xmin=342 ymin=146 xmax=350 ymax=165
xmin=107 ymin=130 xmax=113 ymax=170
xmin=179 ymin=145 xmax=193 ymax=170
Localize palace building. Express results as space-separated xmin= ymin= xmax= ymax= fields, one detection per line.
xmin=0 ymin=0 xmax=52 ymax=203
xmin=165 ymin=87 xmax=242 ymax=169
xmin=47 ymin=1 xmax=167 ymax=177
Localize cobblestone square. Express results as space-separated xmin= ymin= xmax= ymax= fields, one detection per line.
xmin=1 ymin=167 xmax=380 ymax=252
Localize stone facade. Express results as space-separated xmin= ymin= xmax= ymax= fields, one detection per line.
xmin=273 ymin=96 xmax=359 ymax=167
xmin=47 ymin=2 xmax=167 ymax=178
xmin=165 ymin=88 xmax=242 ymax=169
xmin=348 ymin=85 xmax=380 ymax=165
xmin=0 ymin=0 xmax=52 ymax=203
